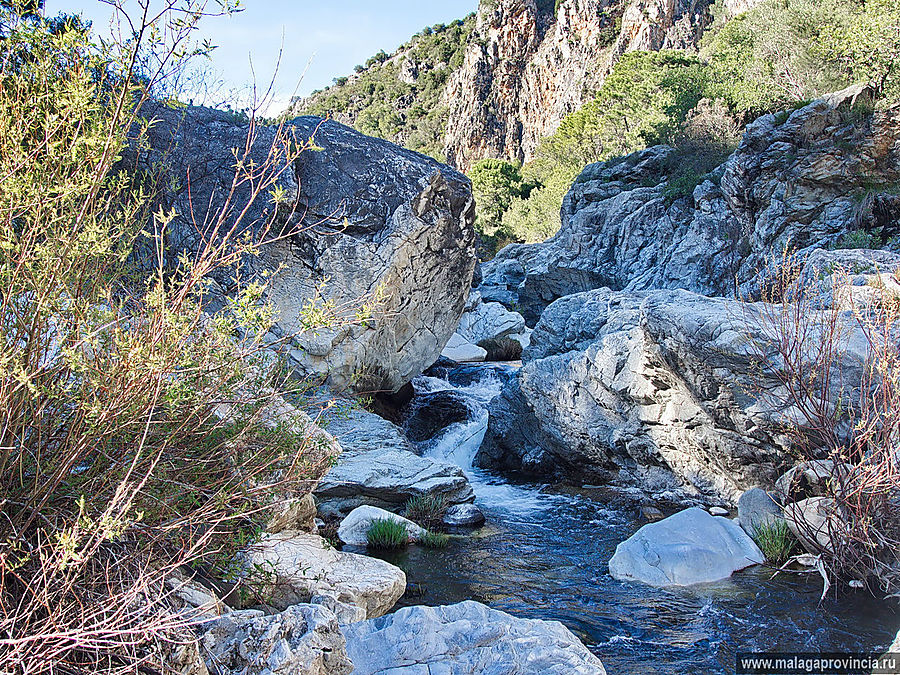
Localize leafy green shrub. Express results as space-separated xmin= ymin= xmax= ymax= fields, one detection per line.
xmin=0 ymin=5 xmax=341 ymax=672
xmin=404 ymin=494 xmax=449 ymax=530
xmin=834 ymin=229 xmax=883 ymax=249
xmin=419 ymin=530 xmax=451 ymax=549
xmin=366 ymin=519 xmax=410 ymax=549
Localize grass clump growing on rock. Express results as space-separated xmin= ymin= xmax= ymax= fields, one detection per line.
xmin=753 ymin=521 xmax=798 ymax=565
xmin=404 ymin=494 xmax=449 ymax=530
xmin=366 ymin=518 xmax=410 ymax=549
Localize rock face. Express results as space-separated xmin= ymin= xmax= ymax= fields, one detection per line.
xmin=337 ymin=505 xmax=427 ymax=546
xmin=608 ymin=507 xmax=764 ymax=586
xmin=197 ymin=604 xmax=353 ymax=675
xmin=480 ymin=97 xmax=900 ymax=325
xmin=340 ymin=600 xmax=607 ymax=674
xmin=313 ymin=404 xmax=475 ymax=517
xmin=244 ymin=532 xmax=406 ymax=619
xmin=136 ymin=105 xmax=475 ymax=393
xmin=442 ymin=0 xmax=734 ymax=169
xmin=478 ymin=287 xmax=869 ymax=502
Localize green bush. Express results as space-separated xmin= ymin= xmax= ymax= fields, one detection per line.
xmin=419 ymin=530 xmax=451 ymax=549
xmin=404 ymin=494 xmax=449 ymax=530
xmin=366 ymin=518 xmax=410 ymax=549
xmin=753 ymin=520 xmax=798 ymax=565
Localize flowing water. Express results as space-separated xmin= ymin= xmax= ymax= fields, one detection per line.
xmin=371 ymin=363 xmax=897 ymax=674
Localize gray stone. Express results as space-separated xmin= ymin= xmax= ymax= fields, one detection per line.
xmin=244 ymin=532 xmax=405 ymax=619
xmin=441 ymin=332 xmax=488 ymax=362
xmin=340 ymin=600 xmax=606 ymax=674
xmin=784 ymin=497 xmax=843 ymax=554
xmin=478 ymin=287 xmax=869 ymax=503
xmin=136 ymin=105 xmax=476 ymax=394
xmin=455 ymin=299 xmax=528 ymax=359
xmin=709 ymin=507 xmax=729 ymax=517
xmin=609 ymin=507 xmax=764 ymax=587
xmin=443 ymin=503 xmax=486 ymax=527
xmin=738 ymin=487 xmax=783 ymax=535
xmin=775 ymin=460 xmax=854 ymax=504
xmin=197 ymin=603 xmax=353 ymax=675
xmin=478 ymin=99 xmax=900 ymax=325
xmin=337 ymin=505 xmax=426 ymax=546
xmin=314 ymin=404 xmax=474 ymax=517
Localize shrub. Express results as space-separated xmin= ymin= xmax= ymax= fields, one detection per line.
xmin=419 ymin=530 xmax=451 ymax=549
xmin=744 ymin=251 xmax=900 ymax=595
xmin=0 ymin=4 xmax=341 ymax=672
xmin=753 ymin=520 xmax=798 ymax=565
xmin=404 ymin=494 xmax=449 ymax=530
xmin=366 ymin=518 xmax=410 ymax=549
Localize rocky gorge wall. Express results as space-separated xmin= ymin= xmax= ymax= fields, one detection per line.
xmin=472 ymin=89 xmax=900 ymax=503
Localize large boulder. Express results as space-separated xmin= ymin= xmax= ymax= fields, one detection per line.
xmin=477 ymin=287 xmax=869 ymax=503
xmin=313 ymin=404 xmax=474 ymax=517
xmin=197 ymin=604 xmax=353 ymax=675
xmin=135 ymin=105 xmax=476 ymax=393
xmin=340 ymin=600 xmax=606 ymax=674
xmin=479 ymin=97 xmax=900 ymax=325
xmin=243 ymin=532 xmax=405 ymax=619
xmin=608 ymin=507 xmax=764 ymax=586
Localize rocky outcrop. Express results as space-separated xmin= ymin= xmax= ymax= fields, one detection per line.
xmin=136 ymin=105 xmax=475 ymax=394
xmin=243 ymin=532 xmax=406 ymax=619
xmin=313 ymin=404 xmax=474 ymax=517
xmin=609 ymin=507 xmax=763 ymax=586
xmin=455 ymin=291 xmax=530 ymax=359
xmin=340 ymin=600 xmax=607 ymax=674
xmin=477 ymin=287 xmax=869 ymax=502
xmin=442 ymin=0 xmax=737 ymax=169
xmin=480 ymin=96 xmax=900 ymax=324
xmin=197 ymin=604 xmax=353 ymax=675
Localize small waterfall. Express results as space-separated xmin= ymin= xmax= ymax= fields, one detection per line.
xmin=412 ymin=366 xmax=507 ymax=470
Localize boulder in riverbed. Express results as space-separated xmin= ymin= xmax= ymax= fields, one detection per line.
xmin=337 ymin=505 xmax=426 ymax=546
xmin=441 ymin=332 xmax=488 ymax=362
xmin=609 ymin=507 xmax=764 ymax=586
xmin=243 ymin=531 xmax=405 ymax=618
xmin=197 ymin=604 xmax=353 ymax=675
xmin=313 ymin=404 xmax=475 ymax=517
xmin=443 ymin=502 xmax=486 ymax=527
xmin=738 ymin=487 xmax=783 ymax=535
xmin=340 ymin=600 xmax=606 ymax=674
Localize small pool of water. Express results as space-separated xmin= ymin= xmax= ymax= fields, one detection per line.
xmin=368 ymin=364 xmax=898 ymax=673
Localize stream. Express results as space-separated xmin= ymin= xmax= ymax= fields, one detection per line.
xmin=371 ymin=362 xmax=897 ymax=674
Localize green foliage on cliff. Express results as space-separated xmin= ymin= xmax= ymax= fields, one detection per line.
xmin=496 ymin=0 xmax=900 ymax=245
xmin=297 ymin=15 xmax=475 ymax=160
xmin=498 ymin=51 xmax=710 ymax=245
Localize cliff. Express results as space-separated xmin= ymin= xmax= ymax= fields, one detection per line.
xmin=296 ymin=0 xmax=763 ymax=170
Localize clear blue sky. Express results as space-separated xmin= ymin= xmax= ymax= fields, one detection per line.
xmin=46 ymin=1 xmax=478 ymax=112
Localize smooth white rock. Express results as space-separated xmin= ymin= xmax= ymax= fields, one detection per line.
xmin=609 ymin=507 xmax=764 ymax=587
xmin=337 ymin=505 xmax=427 ymax=547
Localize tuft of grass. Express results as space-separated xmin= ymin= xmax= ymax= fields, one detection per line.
xmin=366 ymin=518 xmax=409 ymax=549
xmin=753 ymin=520 xmax=797 ymax=565
xmin=404 ymin=494 xmax=449 ymax=530
xmin=419 ymin=530 xmax=450 ymax=549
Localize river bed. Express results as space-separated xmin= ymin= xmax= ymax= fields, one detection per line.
xmin=369 ymin=362 xmax=897 ymax=674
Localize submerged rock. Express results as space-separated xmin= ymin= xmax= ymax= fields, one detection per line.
xmin=340 ymin=600 xmax=606 ymax=674
xmin=197 ymin=604 xmax=353 ymax=675
xmin=243 ymin=532 xmax=405 ymax=619
xmin=609 ymin=507 xmax=764 ymax=587
xmin=337 ymin=505 xmax=427 ymax=547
